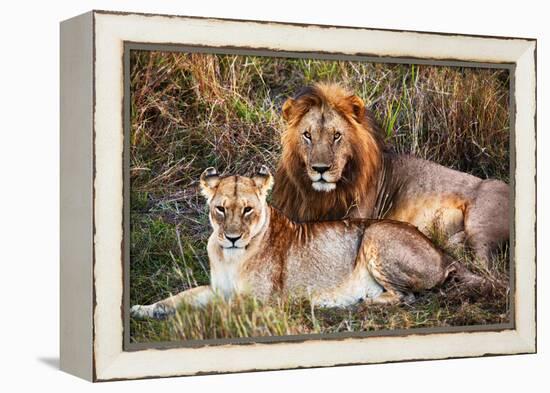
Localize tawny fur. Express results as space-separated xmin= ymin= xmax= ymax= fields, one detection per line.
xmin=131 ymin=168 xmax=485 ymax=320
xmin=272 ymin=83 xmax=509 ymax=265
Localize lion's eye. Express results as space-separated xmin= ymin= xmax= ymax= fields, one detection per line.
xmin=303 ymin=131 xmax=312 ymax=141
xmin=334 ymin=132 xmax=342 ymax=141
xmin=243 ymin=206 xmax=253 ymax=215
xmin=215 ymin=206 xmax=225 ymax=214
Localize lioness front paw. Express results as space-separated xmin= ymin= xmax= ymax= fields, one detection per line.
xmin=130 ymin=303 xmax=176 ymax=320
xmin=130 ymin=304 xmax=153 ymax=319
xmin=151 ymin=303 xmax=176 ymax=319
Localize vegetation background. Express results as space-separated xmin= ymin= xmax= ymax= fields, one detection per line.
xmin=129 ymin=50 xmax=510 ymax=343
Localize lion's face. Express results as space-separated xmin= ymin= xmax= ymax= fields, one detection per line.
xmin=273 ymin=83 xmax=382 ymax=221
xmin=200 ymin=167 xmax=273 ymax=253
xmin=291 ymin=105 xmax=355 ymax=192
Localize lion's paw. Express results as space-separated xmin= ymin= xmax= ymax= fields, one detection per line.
xmin=130 ymin=303 xmax=175 ymax=320
xmin=130 ymin=304 xmax=151 ymax=319
xmin=313 ymin=297 xmax=343 ymax=309
xmin=151 ymin=303 xmax=176 ymax=320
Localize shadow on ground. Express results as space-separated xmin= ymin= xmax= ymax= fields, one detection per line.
xmin=37 ymin=357 xmax=59 ymax=370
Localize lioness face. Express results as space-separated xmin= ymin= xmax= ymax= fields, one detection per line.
xmin=292 ymin=106 xmax=354 ymax=192
xmin=200 ymin=167 xmax=273 ymax=253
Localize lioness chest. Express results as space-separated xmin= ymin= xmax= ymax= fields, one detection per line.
xmin=210 ymin=248 xmax=280 ymax=301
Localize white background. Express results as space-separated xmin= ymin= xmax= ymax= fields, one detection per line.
xmin=0 ymin=0 xmax=546 ymax=391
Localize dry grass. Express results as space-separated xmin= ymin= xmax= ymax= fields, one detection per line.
xmin=129 ymin=50 xmax=510 ymax=343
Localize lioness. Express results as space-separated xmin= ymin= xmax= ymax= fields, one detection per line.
xmin=131 ymin=166 xmax=484 ymax=320
xmin=272 ymin=83 xmax=509 ymax=266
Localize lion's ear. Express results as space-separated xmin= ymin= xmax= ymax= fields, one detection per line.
xmin=200 ymin=167 xmax=221 ymax=201
xmin=347 ymin=95 xmax=365 ymax=122
xmin=282 ymin=98 xmax=296 ymax=122
xmin=252 ymin=165 xmax=273 ymax=198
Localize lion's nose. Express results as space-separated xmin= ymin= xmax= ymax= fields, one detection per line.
xmin=312 ymin=165 xmax=331 ymax=174
xmin=225 ymin=234 xmax=242 ymax=244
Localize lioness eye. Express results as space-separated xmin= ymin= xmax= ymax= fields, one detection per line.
xmin=334 ymin=132 xmax=342 ymax=141
xmin=243 ymin=207 xmax=253 ymax=215
xmin=215 ymin=206 xmax=225 ymax=214
xmin=303 ymin=131 xmax=312 ymax=140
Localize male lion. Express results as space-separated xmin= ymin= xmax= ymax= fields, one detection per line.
xmin=272 ymin=83 xmax=509 ymax=266
xmin=131 ymin=166 xmax=486 ymax=320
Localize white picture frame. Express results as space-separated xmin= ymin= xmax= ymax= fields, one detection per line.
xmin=60 ymin=10 xmax=536 ymax=381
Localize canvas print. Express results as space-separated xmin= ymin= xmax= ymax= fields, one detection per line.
xmin=128 ymin=50 xmax=511 ymax=344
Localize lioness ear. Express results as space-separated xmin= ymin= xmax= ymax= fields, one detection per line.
xmin=347 ymin=95 xmax=365 ymax=122
xmin=200 ymin=167 xmax=221 ymax=200
xmin=282 ymin=98 xmax=296 ymax=122
xmin=252 ymin=165 xmax=273 ymax=197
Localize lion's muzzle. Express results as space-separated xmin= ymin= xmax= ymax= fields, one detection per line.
xmin=309 ymin=165 xmax=337 ymax=192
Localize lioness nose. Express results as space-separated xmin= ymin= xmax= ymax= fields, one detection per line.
xmin=312 ymin=165 xmax=331 ymax=174
xmin=225 ymin=234 xmax=242 ymax=244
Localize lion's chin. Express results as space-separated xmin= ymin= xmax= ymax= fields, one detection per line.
xmin=221 ymin=246 xmax=246 ymax=257
xmin=312 ymin=181 xmax=336 ymax=192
